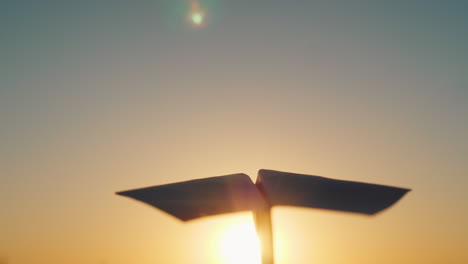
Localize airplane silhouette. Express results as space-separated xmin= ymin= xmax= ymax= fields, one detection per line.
xmin=116 ymin=169 xmax=410 ymax=264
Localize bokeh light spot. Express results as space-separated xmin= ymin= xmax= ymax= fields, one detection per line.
xmin=191 ymin=12 xmax=204 ymax=25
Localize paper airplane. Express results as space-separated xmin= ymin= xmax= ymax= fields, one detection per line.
xmin=117 ymin=169 xmax=410 ymax=264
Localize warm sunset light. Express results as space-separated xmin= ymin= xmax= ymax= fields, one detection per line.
xmin=3 ymin=1 xmax=467 ymax=264
xmin=217 ymin=220 xmax=261 ymax=264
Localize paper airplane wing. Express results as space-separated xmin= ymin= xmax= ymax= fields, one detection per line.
xmin=257 ymin=169 xmax=410 ymax=215
xmin=116 ymin=173 xmax=266 ymax=221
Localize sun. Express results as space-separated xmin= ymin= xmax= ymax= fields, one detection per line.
xmin=217 ymin=219 xmax=261 ymax=264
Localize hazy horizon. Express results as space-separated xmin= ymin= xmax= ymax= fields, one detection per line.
xmin=1 ymin=1 xmax=467 ymax=263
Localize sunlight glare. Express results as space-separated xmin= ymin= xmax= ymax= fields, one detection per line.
xmin=217 ymin=220 xmax=261 ymax=264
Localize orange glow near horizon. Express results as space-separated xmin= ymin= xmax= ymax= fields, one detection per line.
xmin=3 ymin=1 xmax=468 ymax=263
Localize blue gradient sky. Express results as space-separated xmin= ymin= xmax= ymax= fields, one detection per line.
xmin=1 ymin=1 xmax=467 ymax=263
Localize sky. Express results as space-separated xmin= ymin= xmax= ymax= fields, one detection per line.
xmin=1 ymin=0 xmax=468 ymax=263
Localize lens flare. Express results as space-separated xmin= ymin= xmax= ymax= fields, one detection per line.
xmin=191 ymin=12 xmax=204 ymax=25
xmin=188 ymin=0 xmax=206 ymax=28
